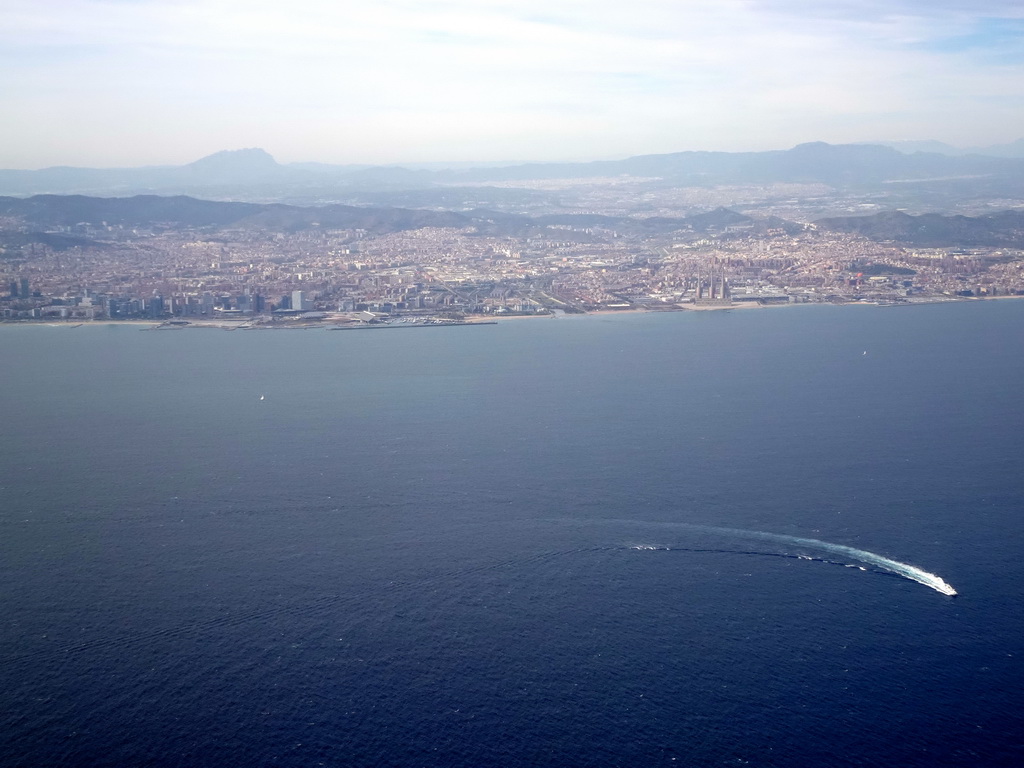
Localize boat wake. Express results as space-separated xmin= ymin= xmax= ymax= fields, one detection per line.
xmin=626 ymin=523 xmax=957 ymax=596
xmin=774 ymin=532 xmax=957 ymax=596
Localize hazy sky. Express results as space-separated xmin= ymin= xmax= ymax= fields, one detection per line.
xmin=4 ymin=0 xmax=1024 ymax=168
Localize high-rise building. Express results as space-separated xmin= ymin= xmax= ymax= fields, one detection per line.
xmin=292 ymin=290 xmax=306 ymax=311
xmin=145 ymin=296 xmax=164 ymax=318
xmin=20 ymin=278 xmax=30 ymax=298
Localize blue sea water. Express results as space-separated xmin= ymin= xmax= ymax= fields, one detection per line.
xmin=1 ymin=302 xmax=1022 ymax=767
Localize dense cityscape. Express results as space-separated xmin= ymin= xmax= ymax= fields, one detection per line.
xmin=2 ymin=204 xmax=1022 ymax=326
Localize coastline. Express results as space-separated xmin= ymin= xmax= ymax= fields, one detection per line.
xmin=2 ymin=295 xmax=1019 ymax=330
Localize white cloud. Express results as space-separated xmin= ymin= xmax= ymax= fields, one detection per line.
xmin=2 ymin=0 xmax=1023 ymax=166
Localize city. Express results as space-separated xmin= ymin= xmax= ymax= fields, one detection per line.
xmin=3 ymin=198 xmax=1022 ymax=326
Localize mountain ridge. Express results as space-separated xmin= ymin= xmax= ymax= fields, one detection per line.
xmin=815 ymin=209 xmax=1024 ymax=247
xmin=3 ymin=142 xmax=1023 ymax=198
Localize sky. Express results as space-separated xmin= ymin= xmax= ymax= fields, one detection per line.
xmin=3 ymin=0 xmax=1024 ymax=168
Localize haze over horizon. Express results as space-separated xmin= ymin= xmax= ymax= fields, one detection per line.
xmin=4 ymin=0 xmax=1024 ymax=170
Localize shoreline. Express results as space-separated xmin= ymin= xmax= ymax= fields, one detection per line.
xmin=2 ymin=295 xmax=1019 ymax=330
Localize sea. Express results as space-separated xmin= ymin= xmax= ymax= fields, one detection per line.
xmin=1 ymin=302 xmax=1022 ymax=767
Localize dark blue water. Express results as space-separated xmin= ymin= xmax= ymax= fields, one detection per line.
xmin=2 ymin=303 xmax=1022 ymax=767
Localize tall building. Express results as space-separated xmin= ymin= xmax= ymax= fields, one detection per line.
xmin=292 ymin=290 xmax=306 ymax=311
xmin=20 ymin=278 xmax=30 ymax=298
xmin=145 ymin=296 xmax=164 ymax=318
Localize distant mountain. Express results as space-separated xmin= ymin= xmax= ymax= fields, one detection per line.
xmin=814 ymin=210 xmax=1024 ymax=247
xmin=876 ymin=139 xmax=1024 ymax=159
xmin=181 ymin=148 xmax=285 ymax=182
xmin=873 ymin=140 xmax=964 ymax=155
xmin=437 ymin=142 xmax=1023 ymax=187
xmin=4 ymin=143 xmax=1023 ymax=198
xmin=0 ymin=149 xmax=300 ymax=197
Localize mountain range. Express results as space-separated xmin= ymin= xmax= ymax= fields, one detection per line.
xmin=3 ymin=143 xmax=1024 ymax=199
xmin=873 ymin=139 xmax=1024 ymax=158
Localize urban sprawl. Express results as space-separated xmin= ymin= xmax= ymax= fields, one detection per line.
xmin=3 ymin=214 xmax=1023 ymax=326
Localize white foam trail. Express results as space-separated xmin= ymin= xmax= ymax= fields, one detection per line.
xmin=693 ymin=525 xmax=957 ymax=596
xmin=550 ymin=518 xmax=958 ymax=596
xmin=786 ymin=534 xmax=957 ymax=596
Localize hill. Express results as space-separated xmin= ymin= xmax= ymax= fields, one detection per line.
xmin=0 ymin=195 xmax=799 ymax=239
xmin=0 ymin=195 xmax=472 ymax=234
xmin=814 ymin=210 xmax=1024 ymax=247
